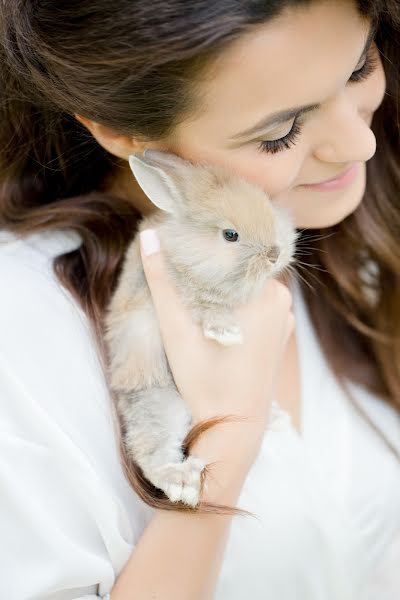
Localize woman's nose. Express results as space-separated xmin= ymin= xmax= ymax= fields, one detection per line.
xmin=313 ymin=91 xmax=377 ymax=164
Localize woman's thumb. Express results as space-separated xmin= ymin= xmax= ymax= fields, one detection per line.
xmin=139 ymin=228 xmax=192 ymax=337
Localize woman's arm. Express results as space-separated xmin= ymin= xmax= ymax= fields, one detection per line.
xmin=109 ymin=232 xmax=294 ymax=600
xmin=110 ymin=423 xmax=264 ymax=600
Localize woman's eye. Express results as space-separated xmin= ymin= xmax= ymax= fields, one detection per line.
xmin=258 ymin=46 xmax=379 ymax=156
xmin=348 ymin=45 xmax=379 ymax=83
xmin=257 ymin=118 xmax=302 ymax=156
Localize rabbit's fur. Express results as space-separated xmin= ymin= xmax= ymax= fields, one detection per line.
xmin=103 ymin=149 xmax=299 ymax=507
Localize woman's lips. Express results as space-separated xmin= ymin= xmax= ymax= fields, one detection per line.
xmin=299 ymin=163 xmax=359 ymax=191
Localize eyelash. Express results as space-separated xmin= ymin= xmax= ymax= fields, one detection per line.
xmin=258 ymin=47 xmax=379 ymax=155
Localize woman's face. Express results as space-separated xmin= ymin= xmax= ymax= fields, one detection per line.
xmin=157 ymin=0 xmax=386 ymax=229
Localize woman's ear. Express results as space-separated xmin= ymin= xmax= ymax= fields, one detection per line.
xmin=74 ymin=113 xmax=147 ymax=159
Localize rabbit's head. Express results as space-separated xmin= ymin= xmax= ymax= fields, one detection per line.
xmin=129 ymin=149 xmax=298 ymax=301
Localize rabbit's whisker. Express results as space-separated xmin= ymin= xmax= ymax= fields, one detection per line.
xmin=296 ymin=231 xmax=337 ymax=243
xmin=295 ymin=259 xmax=329 ymax=273
xmin=286 ymin=264 xmax=316 ymax=293
xmin=292 ymin=262 xmax=323 ymax=290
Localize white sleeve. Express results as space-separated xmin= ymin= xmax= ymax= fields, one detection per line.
xmin=0 ymin=241 xmax=154 ymax=599
xmin=0 ymin=354 xmax=122 ymax=600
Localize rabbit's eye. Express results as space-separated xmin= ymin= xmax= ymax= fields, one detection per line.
xmin=222 ymin=229 xmax=239 ymax=242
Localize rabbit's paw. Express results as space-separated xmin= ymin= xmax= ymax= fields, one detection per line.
xmin=203 ymin=322 xmax=243 ymax=346
xmin=148 ymin=456 xmax=206 ymax=508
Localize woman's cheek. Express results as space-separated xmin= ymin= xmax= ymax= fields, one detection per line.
xmin=225 ymin=145 xmax=303 ymax=198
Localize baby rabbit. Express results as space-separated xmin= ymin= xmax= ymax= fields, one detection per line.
xmin=103 ymin=149 xmax=298 ymax=508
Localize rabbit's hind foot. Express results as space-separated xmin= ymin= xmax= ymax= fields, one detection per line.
xmin=148 ymin=455 xmax=206 ymax=508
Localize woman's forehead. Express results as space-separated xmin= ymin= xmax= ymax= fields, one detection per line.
xmin=189 ymin=1 xmax=370 ymax=135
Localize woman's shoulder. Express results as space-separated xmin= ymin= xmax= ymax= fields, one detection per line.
xmin=0 ymin=227 xmax=114 ymax=461
xmin=0 ymin=226 xmax=83 ymax=311
xmin=0 ymin=227 xmax=86 ymax=342
xmin=0 ymin=226 xmax=82 ymax=249
xmin=0 ymin=228 xmax=156 ymax=599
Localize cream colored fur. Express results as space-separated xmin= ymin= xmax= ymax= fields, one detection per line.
xmin=103 ymin=149 xmax=299 ymax=507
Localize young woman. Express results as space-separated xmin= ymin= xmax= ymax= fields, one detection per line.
xmin=0 ymin=1 xmax=399 ymax=598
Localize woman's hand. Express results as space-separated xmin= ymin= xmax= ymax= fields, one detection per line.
xmin=140 ymin=228 xmax=295 ymax=432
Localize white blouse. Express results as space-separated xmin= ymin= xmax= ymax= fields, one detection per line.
xmin=0 ymin=227 xmax=399 ymax=600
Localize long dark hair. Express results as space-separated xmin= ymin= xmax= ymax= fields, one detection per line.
xmin=1 ymin=0 xmax=399 ymax=517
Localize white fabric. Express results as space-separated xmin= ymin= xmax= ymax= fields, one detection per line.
xmin=0 ymin=228 xmax=399 ymax=600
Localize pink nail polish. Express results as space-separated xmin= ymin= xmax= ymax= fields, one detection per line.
xmin=140 ymin=229 xmax=160 ymax=256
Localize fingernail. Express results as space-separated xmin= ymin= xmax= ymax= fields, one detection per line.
xmin=140 ymin=228 xmax=160 ymax=256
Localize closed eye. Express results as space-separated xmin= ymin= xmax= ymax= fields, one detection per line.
xmin=258 ymin=45 xmax=379 ymax=156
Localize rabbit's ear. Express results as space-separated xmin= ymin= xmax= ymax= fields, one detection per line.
xmin=128 ymin=149 xmax=189 ymax=214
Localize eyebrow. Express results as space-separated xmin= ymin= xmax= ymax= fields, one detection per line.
xmin=229 ymin=21 xmax=378 ymax=143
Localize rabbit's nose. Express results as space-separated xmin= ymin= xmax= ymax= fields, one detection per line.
xmin=268 ymin=245 xmax=281 ymax=262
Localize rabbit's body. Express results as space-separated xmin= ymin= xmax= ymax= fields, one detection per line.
xmin=103 ymin=150 xmax=299 ymax=507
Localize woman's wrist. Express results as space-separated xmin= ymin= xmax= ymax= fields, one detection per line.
xmin=189 ymin=422 xmax=264 ymax=504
